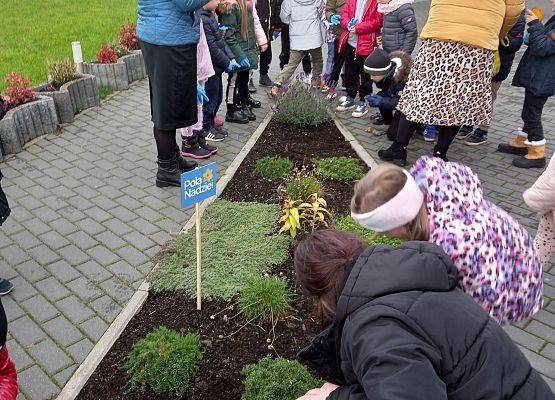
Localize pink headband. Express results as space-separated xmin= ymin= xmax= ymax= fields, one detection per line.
xmin=351 ymin=170 xmax=424 ymax=232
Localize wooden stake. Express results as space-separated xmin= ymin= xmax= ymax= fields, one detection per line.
xmin=195 ymin=202 xmax=202 ymax=310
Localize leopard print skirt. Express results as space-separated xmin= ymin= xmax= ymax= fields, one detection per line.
xmin=397 ymin=39 xmax=495 ymax=126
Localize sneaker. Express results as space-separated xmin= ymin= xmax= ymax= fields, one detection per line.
xmin=336 ymin=97 xmax=355 ymax=112
xmin=320 ymin=84 xmax=330 ymax=94
xmin=212 ymin=125 xmax=228 ymax=137
xmin=338 ymin=95 xmax=347 ymax=103
xmin=326 ymin=88 xmax=338 ymax=100
xmin=0 ymin=279 xmax=14 ymax=296
xmin=198 ymin=133 xmax=219 ymax=155
xmin=457 ymin=125 xmax=473 ymax=139
xmin=259 ymin=74 xmax=273 ymax=87
xmin=249 ymin=77 xmax=257 ymax=93
xmin=205 ymin=129 xmax=226 ymax=142
xmin=423 ymin=125 xmax=437 ymax=142
xmin=352 ymin=101 xmax=368 ymax=118
xmin=182 ymin=145 xmax=212 ymax=159
xmin=464 ymin=129 xmax=488 ymax=146
xmin=215 ymin=117 xmax=224 ymax=127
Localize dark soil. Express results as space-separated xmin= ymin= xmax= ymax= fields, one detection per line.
xmin=221 ymin=121 xmax=368 ymax=215
xmin=78 ymin=119 xmax=365 ymax=399
xmin=39 ymin=83 xmax=62 ymax=92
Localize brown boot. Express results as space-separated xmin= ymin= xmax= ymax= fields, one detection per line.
xmin=497 ymin=129 xmax=528 ymax=156
xmin=513 ymin=140 xmax=546 ymax=169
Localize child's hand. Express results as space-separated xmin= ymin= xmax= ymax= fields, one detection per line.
xmin=347 ymin=18 xmax=358 ymax=32
xmin=377 ymin=35 xmax=382 ymax=46
xmin=219 ymin=24 xmax=229 ymax=31
xmin=260 ymin=43 xmax=268 ymax=52
xmin=239 ymin=57 xmax=251 ymax=68
xmin=366 ymin=94 xmax=383 ymax=107
xmin=197 ymin=84 xmax=209 ymax=105
xmin=525 ymin=9 xmax=538 ymax=25
xmin=226 ymin=59 xmax=241 ymax=72
xmin=330 ymin=14 xmax=340 ymax=26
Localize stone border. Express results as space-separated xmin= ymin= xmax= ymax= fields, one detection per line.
xmin=83 ymin=60 xmax=129 ymax=91
xmin=120 ymin=50 xmax=147 ymax=84
xmin=57 ymin=111 xmax=376 ymax=399
xmin=0 ymin=96 xmax=58 ymax=156
xmin=34 ymin=74 xmax=100 ymax=124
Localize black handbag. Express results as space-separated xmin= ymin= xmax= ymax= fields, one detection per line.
xmin=0 ymin=171 xmax=11 ymax=226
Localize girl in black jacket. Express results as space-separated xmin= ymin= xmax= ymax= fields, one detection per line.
xmin=294 ymin=229 xmax=553 ymax=400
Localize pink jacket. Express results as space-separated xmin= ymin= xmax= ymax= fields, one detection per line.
xmin=197 ymin=19 xmax=215 ymax=83
xmin=252 ymin=1 xmax=268 ymax=46
xmin=523 ymin=155 xmax=555 ymax=263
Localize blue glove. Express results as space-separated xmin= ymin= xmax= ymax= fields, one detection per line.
xmin=273 ymin=31 xmax=281 ymax=39
xmin=239 ymin=57 xmax=251 ymax=68
xmin=523 ymin=31 xmax=530 ymax=45
xmin=230 ymin=59 xmax=241 ymax=71
xmin=330 ymin=14 xmax=340 ymax=26
xmin=226 ymin=60 xmax=234 ymax=73
xmin=365 ymin=94 xmax=383 ymax=107
xmin=197 ymin=83 xmax=209 ymax=105
xmin=219 ymin=24 xmax=229 ymax=31
xmin=347 ymin=18 xmax=358 ymax=31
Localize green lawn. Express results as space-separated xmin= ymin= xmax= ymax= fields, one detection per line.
xmin=0 ymin=0 xmax=137 ymax=91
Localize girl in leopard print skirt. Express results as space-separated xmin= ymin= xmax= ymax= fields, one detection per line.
xmin=377 ymin=0 xmax=525 ymax=166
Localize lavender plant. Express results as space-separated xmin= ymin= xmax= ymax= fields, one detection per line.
xmin=273 ymin=80 xmax=330 ymax=127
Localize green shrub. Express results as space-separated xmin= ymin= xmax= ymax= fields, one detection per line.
xmin=46 ymin=59 xmax=79 ymax=87
xmin=335 ymin=215 xmax=403 ymax=247
xmin=99 ymin=87 xmax=113 ymax=100
xmin=273 ymin=81 xmax=331 ymax=126
xmin=242 ymin=357 xmax=323 ymax=400
xmin=254 ymin=156 xmax=293 ymax=180
xmin=285 ymin=172 xmax=323 ymax=200
xmin=123 ymin=326 xmax=203 ymax=395
xmin=153 ymin=200 xmax=291 ymax=300
xmin=239 ymin=275 xmax=292 ymax=323
xmin=314 ymin=157 xmax=364 ymax=180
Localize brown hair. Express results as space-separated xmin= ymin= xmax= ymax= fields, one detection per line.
xmin=351 ymin=164 xmax=429 ymax=241
xmin=294 ymin=229 xmax=368 ymax=321
xmin=237 ymin=0 xmax=249 ymax=40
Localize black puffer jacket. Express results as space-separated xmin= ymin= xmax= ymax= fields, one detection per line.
xmin=301 ymin=242 xmax=553 ymax=400
xmin=494 ymin=10 xmax=525 ymax=83
xmin=381 ymin=3 xmax=417 ymax=54
xmin=200 ymin=9 xmax=236 ymax=74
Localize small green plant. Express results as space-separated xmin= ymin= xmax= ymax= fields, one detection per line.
xmin=279 ymin=194 xmax=331 ymax=238
xmin=239 ymin=275 xmax=292 ymax=323
xmin=46 ymin=59 xmax=79 ymax=87
xmin=242 ymin=357 xmax=323 ymax=400
xmin=110 ymin=42 xmax=131 ymax=58
xmin=254 ymin=156 xmax=293 ymax=180
xmin=123 ymin=326 xmax=203 ymax=395
xmin=335 ymin=215 xmax=403 ymax=247
xmin=273 ymin=81 xmax=331 ymax=126
xmin=99 ymin=87 xmax=113 ymax=100
xmin=285 ymin=170 xmax=323 ymax=200
xmin=314 ymin=157 xmax=364 ymax=180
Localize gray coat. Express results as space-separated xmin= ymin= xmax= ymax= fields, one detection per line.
xmin=381 ymin=3 xmax=417 ymax=54
xmin=280 ymin=0 xmax=325 ymax=50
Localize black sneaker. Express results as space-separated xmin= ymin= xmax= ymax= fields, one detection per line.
xmin=0 ymin=278 xmax=14 ymax=296
xmin=241 ymin=105 xmax=256 ymax=121
xmin=212 ymin=125 xmax=228 ymax=137
xmin=457 ymin=125 xmax=473 ymax=139
xmin=226 ymin=110 xmax=250 ymax=124
xmin=205 ymin=129 xmax=226 ymax=142
xmin=464 ymin=129 xmax=488 ymax=146
xmin=259 ymin=74 xmax=273 ymax=87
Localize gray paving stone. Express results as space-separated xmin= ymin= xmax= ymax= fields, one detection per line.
xmin=107 ymin=260 xmax=143 ymax=282
xmin=91 ymin=295 xmax=123 ymax=323
xmin=15 ymin=260 xmax=49 ymax=283
xmin=541 ymin=343 xmax=555 ymax=362
xmin=50 ymin=218 xmax=79 ymax=235
xmin=54 ymin=364 xmax=77 ymax=388
xmin=75 ymin=218 xmax=107 ymax=236
xmin=76 ymin=260 xmax=112 ymax=283
xmin=95 ymin=231 xmax=126 ymax=250
xmin=67 ymin=277 xmax=103 ymax=302
xmin=80 ymin=316 xmax=109 ymax=342
xmin=87 ymin=245 xmax=119 ymax=266
xmin=99 ymin=278 xmax=134 ymax=304
xmin=67 ymin=230 xmax=99 ymax=251
xmin=46 ymin=260 xmax=81 ymax=283
xmin=67 ymin=338 xmax=94 ymax=363
xmin=123 ymin=231 xmax=156 ymax=251
xmin=110 ymin=206 xmax=138 ymax=223
xmin=56 ymin=295 xmax=94 ymax=324
xmin=1 ymin=244 xmax=30 ymax=266
xmin=116 ymin=245 xmax=149 ymax=266
xmin=519 ymin=346 xmax=555 ymax=379
xmin=21 ymin=218 xmax=51 ymax=236
xmin=28 ymin=338 xmax=72 ymax=374
xmin=9 ymin=276 xmax=38 ymax=302
xmin=11 ymin=230 xmax=41 ymax=250
xmin=6 ymin=339 xmax=33 ymax=370
xmin=1 ymin=295 xmax=25 ymax=322
xmin=84 ymin=206 xmax=112 ymax=223
xmin=527 ymin=321 xmax=555 ymax=344
xmin=21 ymin=294 xmax=59 ymax=323
xmin=28 ymin=244 xmax=60 ymax=266
xmin=35 ymin=277 xmax=71 ymax=302
xmin=43 ymin=315 xmax=83 ymax=347
xmin=58 ymin=244 xmax=90 ymax=266
xmin=18 ymin=365 xmax=60 ymax=400
xmin=39 ymin=231 xmax=70 ymax=250
xmin=9 ymin=316 xmax=46 ymax=346
xmin=103 ymin=218 xmax=133 ymax=235
xmin=128 ymin=218 xmax=160 ymax=236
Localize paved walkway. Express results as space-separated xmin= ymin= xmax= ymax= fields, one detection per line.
xmin=0 ymin=80 xmax=272 ymax=399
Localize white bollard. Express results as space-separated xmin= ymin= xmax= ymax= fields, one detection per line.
xmin=72 ymin=41 xmax=84 ymax=74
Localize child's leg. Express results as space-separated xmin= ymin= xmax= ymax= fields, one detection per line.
xmin=378 ymin=107 xmax=393 ymax=125
xmin=279 ymin=26 xmax=291 ymax=69
xmin=309 ymin=47 xmax=324 ymax=79
xmin=302 ymin=53 xmax=312 ymax=75
xmin=216 ymin=73 xmax=223 ymax=118
xmin=343 ymin=45 xmax=359 ymax=99
xmin=324 ymin=41 xmax=335 ymax=80
xmin=522 ymin=89 xmax=548 ymax=142
xmin=434 ymin=125 xmax=460 ymax=159
xmin=328 ymin=38 xmax=345 ymax=87
xmin=226 ymin=72 xmax=238 ymax=107
xmin=357 ymin=56 xmax=372 ymax=102
xmin=276 ymin=50 xmax=308 ymax=85
xmin=203 ymin=74 xmax=220 ymax=132
xmin=236 ymin=70 xmax=250 ymax=103
xmin=477 ymin=80 xmax=503 ymax=132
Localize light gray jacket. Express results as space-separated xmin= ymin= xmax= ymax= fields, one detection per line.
xmin=381 ymin=3 xmax=417 ymax=54
xmin=280 ymin=0 xmax=325 ymax=50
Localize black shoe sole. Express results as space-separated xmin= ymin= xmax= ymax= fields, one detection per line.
xmin=377 ymin=151 xmax=407 ymax=166
xmin=156 ymin=179 xmax=181 ymax=188
xmin=0 ymin=287 xmax=14 ymax=296
xmin=512 ymin=158 xmax=546 ymax=169
xmin=464 ymin=139 xmax=488 ymax=146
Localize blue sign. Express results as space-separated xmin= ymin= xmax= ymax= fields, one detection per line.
xmin=180 ymin=162 xmax=218 ymax=209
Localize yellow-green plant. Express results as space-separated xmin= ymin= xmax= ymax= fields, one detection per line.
xmin=279 ymin=194 xmax=331 ymax=238
xmin=46 ymin=59 xmax=79 ymax=87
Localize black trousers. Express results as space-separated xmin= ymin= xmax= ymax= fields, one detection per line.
xmin=260 ymin=41 xmax=272 ymax=76
xmin=280 ymin=25 xmax=311 ymax=73
xmin=327 ymin=38 xmax=346 ymax=87
xmin=226 ymin=70 xmax=250 ymax=107
xmin=396 ymin=113 xmax=459 ymax=152
xmin=344 ymin=44 xmax=372 ymax=101
xmin=522 ymin=89 xmax=549 ymax=142
xmin=379 ymin=107 xmax=394 ymax=125
xmin=203 ymin=73 xmax=223 ymax=131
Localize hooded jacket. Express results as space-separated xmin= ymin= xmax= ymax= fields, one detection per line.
xmin=380 ymin=2 xmax=417 ymax=54
xmin=339 ymin=0 xmax=383 ymax=56
xmin=280 ymin=0 xmax=325 ymax=50
xmin=494 ymin=10 xmax=525 ymax=82
xmin=137 ymin=0 xmax=207 ymax=46
xmin=512 ymin=16 xmax=555 ymax=97
xmin=301 ymin=242 xmax=554 ymax=400
xmin=200 ymin=9 xmax=236 ymax=74
xmin=370 ymin=51 xmax=411 ymax=110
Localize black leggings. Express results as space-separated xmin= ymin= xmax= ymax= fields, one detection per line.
xmin=226 ymin=70 xmax=250 ymax=105
xmin=154 ymin=127 xmax=177 ymax=160
xmin=396 ymin=114 xmax=459 ymax=152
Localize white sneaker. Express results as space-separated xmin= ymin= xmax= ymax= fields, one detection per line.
xmin=352 ymin=102 xmax=368 ymax=118
xmin=338 ymin=95 xmax=347 ymax=103
xmin=336 ymin=98 xmax=356 ymax=112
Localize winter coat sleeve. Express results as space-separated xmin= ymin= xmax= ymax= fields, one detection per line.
xmin=499 ymin=0 xmax=525 ymax=40
xmin=252 ymin=4 xmax=269 ymax=45
xmin=340 ymin=0 xmax=354 ymax=30
xmin=172 ymin=0 xmax=208 ymax=13
xmin=219 ymin=10 xmax=248 ymax=60
xmin=523 ymin=155 xmax=555 ymax=214
xmin=330 ymin=315 xmax=447 ymax=400
xmin=354 ymin=5 xmax=383 ymax=35
xmin=398 ymin=6 xmax=417 ymax=54
xmin=528 ymin=20 xmax=555 ymax=58
xmin=280 ymin=0 xmax=292 ymax=25
xmin=202 ymin=15 xmax=233 ymax=69
xmin=325 ymin=0 xmax=337 ymax=22
xmin=378 ymin=94 xmax=399 ymax=110
xmin=499 ymin=11 xmax=525 ymax=54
